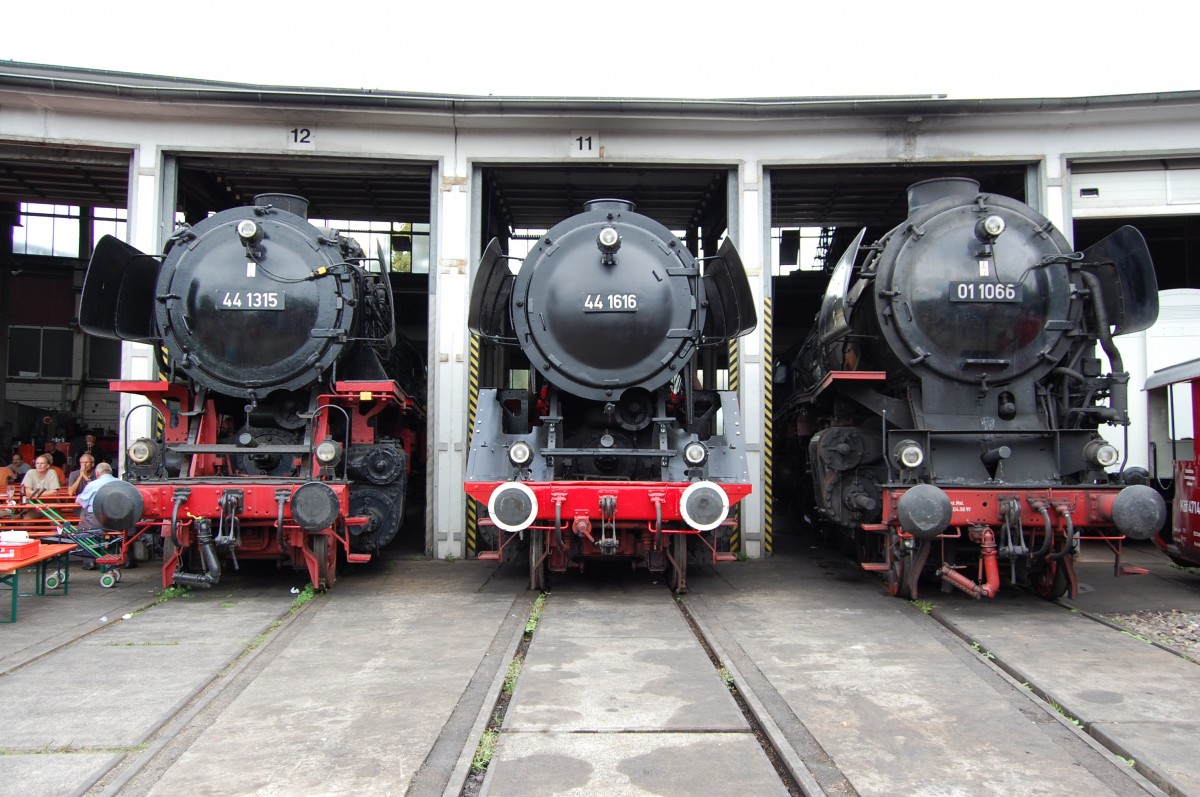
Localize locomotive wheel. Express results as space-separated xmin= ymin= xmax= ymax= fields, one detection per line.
xmin=667 ymin=533 xmax=689 ymax=594
xmin=886 ymin=551 xmax=913 ymax=599
xmin=1031 ymin=559 xmax=1069 ymax=600
xmin=529 ymin=530 xmax=548 ymax=592
xmin=312 ymin=535 xmax=337 ymax=591
xmin=886 ymin=540 xmax=930 ymax=599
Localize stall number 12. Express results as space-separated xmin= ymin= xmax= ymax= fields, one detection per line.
xmin=287 ymin=126 xmax=317 ymax=149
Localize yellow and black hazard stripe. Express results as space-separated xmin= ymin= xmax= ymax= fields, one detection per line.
xmin=727 ymin=337 xmax=741 ymax=553
xmin=465 ymin=334 xmax=480 ymax=555
xmin=763 ymin=297 xmax=774 ymax=557
xmin=727 ymin=338 xmax=740 ymax=393
xmin=155 ymin=345 xmax=169 ymax=440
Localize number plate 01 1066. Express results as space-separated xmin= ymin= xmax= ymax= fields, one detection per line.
xmin=949 ymin=282 xmax=1022 ymax=303
xmin=218 ymin=290 xmax=286 ymax=310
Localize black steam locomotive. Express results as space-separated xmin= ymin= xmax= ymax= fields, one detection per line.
xmin=467 ymin=199 xmax=756 ymax=591
xmin=779 ymin=178 xmax=1165 ymax=599
xmin=80 ymin=194 xmax=424 ymax=589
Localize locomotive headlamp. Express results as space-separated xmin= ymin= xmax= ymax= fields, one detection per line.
xmin=597 ymin=226 xmax=622 ymax=253
xmin=315 ymin=438 xmax=342 ymax=466
xmin=683 ymin=441 xmax=708 ymax=466
xmin=1084 ymin=439 xmax=1120 ymax=469
xmin=508 ymin=440 xmax=533 ymax=466
xmin=127 ymin=437 xmax=160 ymax=465
xmin=236 ymin=219 xmax=264 ymax=245
xmin=893 ymin=440 xmax=925 ymax=470
xmin=680 ymin=480 xmax=730 ymax=531
xmin=488 ymin=482 xmax=538 ymax=532
xmin=974 ymin=215 xmax=1006 ymax=242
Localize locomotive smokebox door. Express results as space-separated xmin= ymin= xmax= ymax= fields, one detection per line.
xmin=510 ymin=200 xmax=702 ymax=401
xmin=152 ymin=205 xmax=354 ymax=398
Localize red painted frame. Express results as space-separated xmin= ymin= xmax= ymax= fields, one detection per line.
xmin=109 ymin=379 xmax=420 ymax=589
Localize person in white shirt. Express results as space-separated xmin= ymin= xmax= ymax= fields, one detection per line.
xmin=75 ymin=462 xmax=119 ymax=569
xmin=76 ymin=462 xmax=116 ymax=531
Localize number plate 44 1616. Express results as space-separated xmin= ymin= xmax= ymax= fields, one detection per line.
xmin=583 ymin=293 xmax=638 ymax=312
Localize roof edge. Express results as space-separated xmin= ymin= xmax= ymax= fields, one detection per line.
xmin=3 ymin=61 xmax=1200 ymax=117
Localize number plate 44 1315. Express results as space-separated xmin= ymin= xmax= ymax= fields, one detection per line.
xmin=218 ymin=290 xmax=285 ymax=310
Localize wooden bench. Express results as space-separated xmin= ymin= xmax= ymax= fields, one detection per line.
xmin=1 ymin=488 xmax=81 ymax=532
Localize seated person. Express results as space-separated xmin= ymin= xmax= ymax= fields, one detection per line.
xmin=21 ymin=455 xmax=61 ymax=517
xmin=67 ymin=454 xmax=97 ymax=496
xmin=74 ymin=433 xmax=102 ymax=465
xmin=22 ymin=455 xmax=61 ymax=495
xmin=0 ymin=464 xmax=15 ymax=517
xmin=43 ymin=442 xmax=67 ymax=470
xmin=75 ymin=462 xmax=116 ymax=532
xmin=75 ymin=460 xmax=118 ymax=566
xmin=10 ymin=453 xmax=30 ymax=479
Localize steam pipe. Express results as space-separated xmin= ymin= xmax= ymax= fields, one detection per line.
xmin=1034 ymin=504 xmax=1054 ymax=557
xmin=936 ymin=528 xmax=1000 ymax=599
xmin=1079 ymin=270 xmax=1128 ymax=423
xmin=1048 ymin=511 xmax=1077 ymax=561
xmin=169 ymin=490 xmax=189 ymax=550
xmin=172 ymin=517 xmax=223 ymax=588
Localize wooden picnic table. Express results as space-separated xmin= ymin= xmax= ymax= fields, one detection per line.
xmin=0 ymin=542 xmax=75 ymax=623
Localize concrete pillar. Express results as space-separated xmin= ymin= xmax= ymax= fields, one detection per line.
xmin=431 ymin=168 xmax=470 ymax=559
xmin=736 ymin=165 xmax=767 ymax=559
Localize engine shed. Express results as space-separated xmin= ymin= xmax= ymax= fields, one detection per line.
xmin=2 ymin=61 xmax=1199 ymax=559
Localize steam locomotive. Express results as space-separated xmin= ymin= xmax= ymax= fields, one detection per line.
xmin=79 ymin=194 xmax=424 ymax=589
xmin=779 ymin=178 xmax=1166 ymax=599
xmin=466 ymin=199 xmax=756 ymax=591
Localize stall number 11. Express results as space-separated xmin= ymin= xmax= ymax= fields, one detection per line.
xmin=571 ymin=131 xmax=600 ymax=158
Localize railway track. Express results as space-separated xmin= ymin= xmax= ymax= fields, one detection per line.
xmin=462 ymin=544 xmax=1188 ymax=797
xmin=5 ymin=543 xmax=1199 ymax=797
